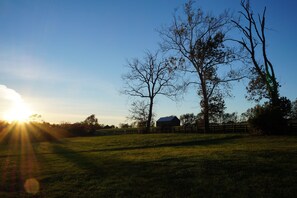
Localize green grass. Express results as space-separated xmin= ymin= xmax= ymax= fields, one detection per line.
xmin=0 ymin=133 xmax=297 ymax=197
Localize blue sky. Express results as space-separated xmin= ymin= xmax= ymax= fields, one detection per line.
xmin=0 ymin=0 xmax=296 ymax=125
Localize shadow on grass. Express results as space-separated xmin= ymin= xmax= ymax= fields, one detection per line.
xmin=87 ymin=134 xmax=242 ymax=152
xmin=0 ymin=135 xmax=241 ymax=160
xmin=51 ymin=143 xmax=104 ymax=175
xmin=44 ymin=135 xmax=242 ymax=156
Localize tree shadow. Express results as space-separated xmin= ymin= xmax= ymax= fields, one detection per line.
xmin=40 ymin=135 xmax=242 ymax=156
xmin=51 ymin=143 xmax=104 ymax=175
xmin=100 ymin=135 xmax=241 ymax=152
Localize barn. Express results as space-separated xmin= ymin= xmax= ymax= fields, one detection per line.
xmin=156 ymin=116 xmax=180 ymax=128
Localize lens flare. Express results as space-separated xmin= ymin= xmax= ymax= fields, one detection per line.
xmin=24 ymin=178 xmax=40 ymax=194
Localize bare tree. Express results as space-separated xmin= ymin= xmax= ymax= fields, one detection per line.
xmin=159 ymin=0 xmax=241 ymax=133
xmin=232 ymin=0 xmax=279 ymax=106
xmin=122 ymin=51 xmax=179 ymax=133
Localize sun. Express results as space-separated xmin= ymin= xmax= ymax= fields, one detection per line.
xmin=4 ymin=101 xmax=32 ymax=123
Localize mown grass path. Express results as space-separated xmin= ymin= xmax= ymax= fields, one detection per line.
xmin=0 ymin=133 xmax=297 ymax=197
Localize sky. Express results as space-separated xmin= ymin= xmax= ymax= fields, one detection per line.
xmin=0 ymin=0 xmax=297 ymax=126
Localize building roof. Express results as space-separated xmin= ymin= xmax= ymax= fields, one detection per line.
xmin=157 ymin=116 xmax=179 ymax=122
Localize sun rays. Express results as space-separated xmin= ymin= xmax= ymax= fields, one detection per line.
xmin=0 ymin=122 xmax=69 ymax=195
xmin=0 ymin=122 xmax=40 ymax=194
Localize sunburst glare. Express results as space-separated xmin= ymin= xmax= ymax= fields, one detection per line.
xmin=4 ymin=101 xmax=32 ymax=123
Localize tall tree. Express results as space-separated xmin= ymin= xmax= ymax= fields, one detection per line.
xmin=159 ymin=0 xmax=240 ymax=133
xmin=122 ymin=51 xmax=179 ymax=133
xmin=232 ymin=0 xmax=279 ymax=106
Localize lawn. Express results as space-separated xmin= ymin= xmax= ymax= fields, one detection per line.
xmin=0 ymin=133 xmax=297 ymax=197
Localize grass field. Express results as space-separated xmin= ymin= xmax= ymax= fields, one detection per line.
xmin=0 ymin=133 xmax=297 ymax=197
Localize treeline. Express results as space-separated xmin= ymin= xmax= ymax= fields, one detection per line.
xmin=57 ymin=114 xmax=115 ymax=136
xmin=0 ymin=114 xmax=116 ymax=143
xmin=179 ymin=97 xmax=297 ymax=134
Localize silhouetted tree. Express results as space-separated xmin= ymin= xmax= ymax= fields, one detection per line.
xmin=240 ymin=108 xmax=254 ymax=122
xmin=222 ymin=112 xmax=238 ymax=123
xmin=122 ymin=51 xmax=179 ymax=133
xmin=247 ymin=104 xmax=287 ymax=134
xmin=103 ymin=125 xmax=115 ymax=129
xmin=278 ymin=96 xmax=292 ymax=119
xmin=128 ymin=100 xmax=155 ymax=128
xmin=232 ymin=0 xmax=279 ymax=106
xmin=29 ymin=114 xmax=43 ymax=123
xmin=119 ymin=123 xmax=132 ymax=129
xmin=159 ymin=0 xmax=241 ymax=133
xmin=83 ymin=114 xmax=99 ymax=134
xmin=180 ymin=113 xmax=197 ymax=126
xmin=290 ymin=99 xmax=297 ymax=120
xmin=242 ymin=98 xmax=291 ymax=134
xmin=204 ymin=93 xmax=226 ymax=123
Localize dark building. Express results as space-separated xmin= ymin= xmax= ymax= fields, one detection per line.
xmin=156 ymin=116 xmax=180 ymax=128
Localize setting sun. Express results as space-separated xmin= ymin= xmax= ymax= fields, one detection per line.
xmin=4 ymin=101 xmax=32 ymax=123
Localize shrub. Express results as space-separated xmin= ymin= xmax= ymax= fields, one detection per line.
xmin=248 ymin=104 xmax=287 ymax=134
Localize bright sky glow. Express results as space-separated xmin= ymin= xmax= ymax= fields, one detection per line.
xmin=0 ymin=85 xmax=32 ymax=122
xmin=4 ymin=101 xmax=32 ymax=123
xmin=0 ymin=0 xmax=297 ymax=125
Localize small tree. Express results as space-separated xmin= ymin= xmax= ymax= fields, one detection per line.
xmin=290 ymin=99 xmax=297 ymax=120
xmin=119 ymin=123 xmax=132 ymax=129
xmin=29 ymin=114 xmax=43 ymax=123
xmin=244 ymin=98 xmax=291 ymax=134
xmin=180 ymin=113 xmax=197 ymax=127
xmin=122 ymin=51 xmax=180 ymax=133
xmin=83 ymin=114 xmax=100 ymax=135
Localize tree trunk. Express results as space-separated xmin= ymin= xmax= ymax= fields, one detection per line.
xmin=146 ymin=98 xmax=154 ymax=133
xmin=203 ymin=99 xmax=210 ymax=133
xmin=201 ymin=82 xmax=210 ymax=133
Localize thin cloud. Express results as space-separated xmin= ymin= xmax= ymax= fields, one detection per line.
xmin=0 ymin=84 xmax=32 ymax=120
xmin=0 ymin=84 xmax=23 ymax=103
xmin=0 ymin=53 xmax=60 ymax=81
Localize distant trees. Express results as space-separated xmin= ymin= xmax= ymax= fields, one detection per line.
xmin=119 ymin=123 xmax=132 ymax=129
xmin=128 ymin=100 xmax=155 ymax=128
xmin=29 ymin=114 xmax=43 ymax=123
xmin=59 ymin=114 xmax=101 ymax=136
xmin=180 ymin=113 xmax=197 ymax=126
xmin=122 ymin=51 xmax=180 ymax=133
xmin=83 ymin=114 xmax=100 ymax=134
xmin=222 ymin=112 xmax=238 ymax=123
xmin=159 ymin=0 xmax=241 ymax=133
